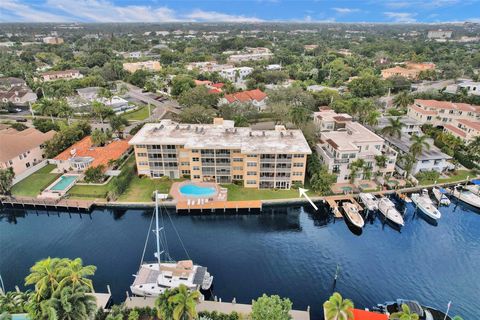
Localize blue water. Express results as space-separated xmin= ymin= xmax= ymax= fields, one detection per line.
xmin=50 ymin=175 xmax=77 ymax=191
xmin=179 ymin=184 xmax=216 ymax=197
xmin=0 ymin=197 xmax=479 ymax=320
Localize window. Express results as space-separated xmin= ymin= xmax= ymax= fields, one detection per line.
xmin=138 ymin=161 xmax=148 ymax=166
xmin=293 ymin=163 xmax=304 ymax=167
xmin=191 ymin=149 xmax=199 ymax=153
xmin=247 ymin=162 xmax=257 ymax=167
xmin=233 ymin=175 xmax=243 ymax=180
xmin=180 ymin=162 xmax=189 ymax=166
xmin=233 ymin=158 xmax=243 ymax=162
xmin=247 ymin=171 xmax=257 ymax=176
xmin=193 ymin=166 xmax=200 ymax=170
xmin=181 ymin=170 xmax=190 ymax=175
xmin=293 ymin=172 xmax=303 ymax=176
xmin=19 ymin=154 xmax=23 ymax=160
xmin=247 ymin=154 xmax=257 ymax=158
xmin=193 ymin=175 xmax=200 ymax=179
xmin=8 ymin=160 xmax=13 ymax=165
xmin=137 ymin=152 xmax=147 ymax=157
xmin=293 ymin=154 xmax=305 ymax=158
xmin=246 ymin=180 xmax=257 ymax=185
xmin=192 ymin=157 xmax=200 ymax=162
xmin=233 ymin=166 xmax=243 ymax=171
xmin=26 ymin=162 xmax=30 ymax=168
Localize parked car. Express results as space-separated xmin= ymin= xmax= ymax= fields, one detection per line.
xmin=16 ymin=118 xmax=27 ymax=122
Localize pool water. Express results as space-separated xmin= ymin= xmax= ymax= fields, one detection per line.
xmin=179 ymin=184 xmax=216 ymax=197
xmin=50 ymin=175 xmax=77 ymax=191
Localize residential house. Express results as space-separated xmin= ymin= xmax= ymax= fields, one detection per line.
xmin=314 ymin=109 xmax=397 ymax=183
xmin=227 ymin=48 xmax=273 ymax=64
xmin=122 ymin=61 xmax=161 ymax=73
xmin=304 ymin=44 xmax=318 ymax=51
xmin=0 ymin=77 xmax=37 ymax=106
xmin=407 ymin=99 xmax=480 ymax=126
xmin=186 ymin=61 xmax=234 ymax=73
xmin=40 ymin=69 xmax=83 ymax=82
xmin=383 ymin=134 xmax=453 ymax=175
xmin=129 ymin=118 xmax=311 ymax=189
xmin=220 ymin=89 xmax=268 ymax=110
xmin=0 ymin=127 xmax=55 ymax=175
xmin=381 ymin=62 xmax=435 ymax=80
xmin=458 ymin=81 xmax=480 ymax=96
xmin=219 ymin=67 xmax=253 ymax=83
xmin=74 ymin=87 xmax=131 ymax=113
xmin=372 ymin=116 xmax=423 ymax=136
xmin=443 ymin=119 xmax=480 ymax=142
xmin=52 ymin=136 xmax=131 ymax=173
xmin=266 ymin=64 xmax=282 ymax=71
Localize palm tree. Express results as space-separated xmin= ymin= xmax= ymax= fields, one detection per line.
xmin=323 ymin=292 xmax=354 ymax=320
xmin=289 ymin=106 xmax=311 ymax=126
xmin=55 ymin=100 xmax=73 ymax=125
xmin=381 ymin=118 xmax=404 ymax=138
xmin=452 ymin=316 xmax=463 ymax=320
xmin=393 ymin=91 xmax=413 ymax=109
xmin=375 ymin=155 xmax=388 ymax=169
xmin=57 ymin=258 xmax=96 ymax=291
xmin=390 ymin=303 xmax=419 ymax=320
xmin=168 ymin=285 xmax=200 ymax=320
xmin=401 ymin=153 xmax=416 ymax=177
xmin=34 ymin=98 xmax=58 ymax=123
xmin=409 ymin=134 xmax=430 ymax=158
xmin=97 ymin=87 xmax=114 ymax=106
xmin=47 ymin=285 xmax=97 ymax=320
xmin=155 ymin=288 xmax=177 ymax=320
xmin=0 ymin=291 xmax=30 ymax=314
xmin=25 ymin=257 xmax=66 ymax=301
xmin=349 ymin=159 xmax=365 ymax=183
xmin=365 ymin=110 xmax=380 ymax=127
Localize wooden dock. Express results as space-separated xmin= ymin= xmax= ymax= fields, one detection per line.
xmin=0 ymin=196 xmax=94 ymax=211
xmin=324 ymin=195 xmax=363 ymax=218
xmin=176 ymin=200 xmax=262 ymax=212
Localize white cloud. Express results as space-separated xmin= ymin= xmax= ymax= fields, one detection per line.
xmin=2 ymin=0 xmax=70 ymax=22
xmin=384 ymin=0 xmax=460 ymax=9
xmin=384 ymin=12 xmax=417 ymax=23
xmin=185 ymin=10 xmax=264 ymax=22
xmin=333 ymin=7 xmax=361 ymax=14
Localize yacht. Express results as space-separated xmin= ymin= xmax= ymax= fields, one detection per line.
xmin=372 ymin=299 xmax=451 ymax=320
xmin=342 ymin=202 xmax=364 ymax=228
xmin=130 ymin=191 xmax=213 ymax=297
xmin=450 ymin=185 xmax=480 ymax=209
xmin=359 ymin=193 xmax=378 ymax=211
xmin=432 ymin=187 xmax=451 ymax=206
xmin=378 ymin=197 xmax=404 ymax=226
xmin=411 ymin=189 xmax=441 ymax=220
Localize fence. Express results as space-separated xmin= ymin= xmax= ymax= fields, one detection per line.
xmin=12 ymin=160 xmax=49 ymax=185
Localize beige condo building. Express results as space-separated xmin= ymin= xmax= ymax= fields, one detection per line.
xmin=129 ymin=118 xmax=311 ymax=189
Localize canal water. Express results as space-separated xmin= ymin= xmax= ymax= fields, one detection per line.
xmin=0 ymin=197 xmax=479 ymax=320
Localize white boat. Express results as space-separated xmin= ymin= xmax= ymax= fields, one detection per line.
xmin=342 ymin=202 xmax=364 ymax=228
xmin=411 ymin=189 xmax=441 ymax=220
xmin=378 ymin=197 xmax=404 ymax=226
xmin=130 ymin=191 xmax=213 ymax=297
xmin=450 ymin=186 xmax=480 ymax=209
xmin=359 ymin=193 xmax=378 ymax=211
xmin=432 ymin=187 xmax=451 ymax=206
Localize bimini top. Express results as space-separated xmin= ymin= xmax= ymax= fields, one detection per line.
xmin=471 ymin=179 xmax=480 ymax=185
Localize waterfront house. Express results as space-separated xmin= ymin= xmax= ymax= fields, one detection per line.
xmin=40 ymin=69 xmax=83 ymax=82
xmin=314 ymin=109 xmax=397 ymax=184
xmin=52 ymin=136 xmax=131 ymax=173
xmin=371 ymin=116 xmax=423 ymax=136
xmin=0 ymin=127 xmax=55 ymax=176
xmin=443 ymin=119 xmax=480 ymax=142
xmin=129 ymin=118 xmax=311 ymax=189
xmin=220 ymin=89 xmax=268 ymax=110
xmin=407 ymin=99 xmax=480 ymax=127
xmin=122 ymin=61 xmax=161 ymax=73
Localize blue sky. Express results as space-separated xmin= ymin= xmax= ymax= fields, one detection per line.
xmin=1 ymin=0 xmax=480 ymax=23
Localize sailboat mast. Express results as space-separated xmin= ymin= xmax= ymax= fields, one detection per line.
xmin=155 ymin=190 xmax=161 ymax=267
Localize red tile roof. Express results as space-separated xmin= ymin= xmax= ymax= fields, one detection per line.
xmin=224 ymin=89 xmax=267 ymax=104
xmin=54 ymin=136 xmax=131 ymax=169
xmin=410 ymin=105 xmax=437 ymax=115
xmin=457 ymin=119 xmax=480 ymax=131
xmin=415 ymin=99 xmax=480 ymax=112
xmin=444 ymin=124 xmax=467 ymax=137
xmin=211 ymin=83 xmax=225 ymax=88
xmin=208 ymin=88 xmax=222 ymax=94
xmin=352 ymin=309 xmax=388 ymax=320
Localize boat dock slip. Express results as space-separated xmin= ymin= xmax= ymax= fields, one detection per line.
xmin=176 ymin=200 xmax=262 ymax=212
xmin=124 ymin=297 xmax=310 ymax=320
xmin=324 ymin=195 xmax=363 ymax=218
xmin=0 ymin=196 xmax=93 ymax=211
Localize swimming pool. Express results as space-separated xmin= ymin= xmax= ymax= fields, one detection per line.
xmin=50 ymin=175 xmax=77 ymax=191
xmin=179 ymin=184 xmax=216 ymax=197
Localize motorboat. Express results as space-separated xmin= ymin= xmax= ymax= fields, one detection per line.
xmin=372 ymin=299 xmax=452 ymax=320
xmin=411 ymin=189 xmax=441 ymax=220
xmin=130 ymin=191 xmax=213 ymax=297
xmin=432 ymin=187 xmax=451 ymax=206
xmin=450 ymin=185 xmax=480 ymax=209
xmin=359 ymin=193 xmax=378 ymax=211
xmin=378 ymin=197 xmax=404 ymax=226
xmin=342 ymin=202 xmax=364 ymax=228
xmin=464 ymin=179 xmax=480 ymax=195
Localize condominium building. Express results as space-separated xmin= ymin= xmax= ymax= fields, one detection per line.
xmin=122 ymin=60 xmax=161 ymax=73
xmin=129 ymin=118 xmax=311 ymax=189
xmin=407 ymin=99 xmax=480 ymax=126
xmin=314 ymin=109 xmax=397 ymax=183
xmin=443 ymin=119 xmax=480 ymax=142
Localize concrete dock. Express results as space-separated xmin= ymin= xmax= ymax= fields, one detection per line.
xmin=176 ymin=200 xmax=262 ymax=212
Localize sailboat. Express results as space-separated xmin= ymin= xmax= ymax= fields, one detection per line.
xmin=411 ymin=189 xmax=441 ymax=220
xmin=130 ymin=191 xmax=213 ymax=297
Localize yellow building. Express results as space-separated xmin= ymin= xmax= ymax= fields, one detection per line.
xmin=129 ymin=118 xmax=311 ymax=189
xmin=122 ymin=61 xmax=161 ymax=73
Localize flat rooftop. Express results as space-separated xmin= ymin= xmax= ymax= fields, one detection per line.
xmin=383 ymin=135 xmax=452 ymax=161
xmin=319 ymin=122 xmax=384 ymax=152
xmin=376 ymin=116 xmax=422 ymax=129
xmin=129 ymin=119 xmax=312 ymax=154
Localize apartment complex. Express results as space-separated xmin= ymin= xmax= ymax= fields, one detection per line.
xmin=0 ymin=127 xmax=55 ymax=175
xmin=129 ymin=118 xmax=311 ymax=189
xmin=443 ymin=119 xmax=480 ymax=142
xmin=314 ymin=109 xmax=397 ymax=183
xmin=122 ymin=60 xmax=161 ymax=73
xmin=407 ymin=99 xmax=480 ymax=126
xmin=40 ymin=69 xmax=83 ymax=82
xmin=186 ymin=61 xmax=233 ymax=73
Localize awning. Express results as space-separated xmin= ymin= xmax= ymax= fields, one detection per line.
xmin=439 ymin=188 xmax=448 ymax=194
xmin=471 ymin=179 xmax=480 ymax=185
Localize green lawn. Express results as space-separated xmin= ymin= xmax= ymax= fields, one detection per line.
xmin=11 ymin=164 xmax=61 ymax=197
xmin=117 ymin=176 xmax=178 ymax=202
xmin=123 ymin=106 xmax=150 ymax=121
xmin=222 ymin=184 xmax=300 ymax=201
xmin=418 ymin=170 xmax=473 ymax=185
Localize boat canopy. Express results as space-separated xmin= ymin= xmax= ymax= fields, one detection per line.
xmin=471 ymin=179 xmax=480 ymax=185
xmin=439 ymin=188 xmax=448 ymax=194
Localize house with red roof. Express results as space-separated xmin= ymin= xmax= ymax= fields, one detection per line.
xmin=52 ymin=136 xmax=131 ymax=173
xmin=220 ymin=89 xmax=268 ymax=110
xmin=407 ymin=99 xmax=480 ymax=127
xmin=195 ymin=80 xmax=225 ymax=94
xmin=443 ymin=118 xmax=480 ymax=142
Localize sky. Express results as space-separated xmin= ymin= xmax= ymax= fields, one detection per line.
xmin=1 ymin=0 xmax=480 ymax=23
